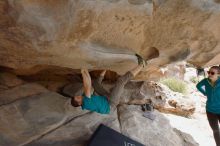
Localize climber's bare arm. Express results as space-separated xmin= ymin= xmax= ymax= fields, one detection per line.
xmin=81 ymin=69 xmax=92 ymax=98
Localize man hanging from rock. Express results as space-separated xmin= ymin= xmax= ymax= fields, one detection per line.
xmin=71 ymin=54 xmax=146 ymax=114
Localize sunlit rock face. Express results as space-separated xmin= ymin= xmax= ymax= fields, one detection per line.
xmin=0 ymin=0 xmax=220 ymax=77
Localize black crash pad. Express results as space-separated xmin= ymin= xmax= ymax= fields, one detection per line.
xmin=88 ymin=124 xmax=144 ymax=146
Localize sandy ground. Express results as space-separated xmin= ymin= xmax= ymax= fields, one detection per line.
xmin=163 ymin=112 xmax=215 ymax=146
xmin=161 ymin=67 xmax=217 ymax=146
xmin=168 ymin=68 xmax=216 ymax=146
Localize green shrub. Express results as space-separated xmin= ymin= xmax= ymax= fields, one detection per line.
xmin=160 ymin=78 xmax=188 ymax=94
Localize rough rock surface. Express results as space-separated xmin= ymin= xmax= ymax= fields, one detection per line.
xmin=0 ymin=83 xmax=48 ymax=105
xmin=0 ymin=72 xmax=24 ymax=88
xmin=1 ymin=1 xmax=218 ymax=144
xmin=0 ymin=0 xmax=220 ymax=77
xmin=0 ymin=91 xmax=88 ymax=146
xmin=26 ymin=112 xmax=120 ymax=146
xmin=163 ymin=62 xmax=186 ymax=80
xmin=141 ymin=81 xmax=196 ymax=117
xmin=119 ymin=80 xmax=196 ymax=117
xmin=0 ymin=73 xmax=198 ymax=146
xmin=118 ymin=105 xmax=199 ymax=146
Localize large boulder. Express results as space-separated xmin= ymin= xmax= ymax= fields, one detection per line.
xmin=26 ymin=111 xmax=120 ymax=146
xmin=26 ymin=104 xmax=199 ymax=146
xmin=123 ymin=81 xmax=196 ymax=117
xmin=118 ymin=105 xmax=199 ymax=146
xmin=0 ymin=87 xmax=88 ymax=146
xmin=0 ymin=83 xmax=48 ymax=105
xmin=163 ymin=62 xmax=186 ymax=80
xmin=0 ymin=0 xmax=220 ymax=77
xmin=141 ymin=81 xmax=196 ymax=117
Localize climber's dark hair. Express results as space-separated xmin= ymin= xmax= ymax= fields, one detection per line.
xmin=71 ymin=97 xmax=80 ymax=107
xmin=210 ymin=66 xmax=220 ymax=74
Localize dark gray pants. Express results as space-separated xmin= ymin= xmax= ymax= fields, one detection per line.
xmin=92 ymin=72 xmax=134 ymax=110
xmin=206 ymin=111 xmax=220 ymax=146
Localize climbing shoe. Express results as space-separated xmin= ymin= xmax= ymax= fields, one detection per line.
xmin=141 ymin=103 xmax=153 ymax=112
xmin=135 ymin=53 xmax=146 ymax=68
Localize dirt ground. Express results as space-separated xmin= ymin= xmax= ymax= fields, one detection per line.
xmin=164 ymin=112 xmax=215 ymax=146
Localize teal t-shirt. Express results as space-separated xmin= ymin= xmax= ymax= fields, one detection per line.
xmin=81 ymin=94 xmax=110 ymax=114
xmin=196 ymin=78 xmax=220 ymax=114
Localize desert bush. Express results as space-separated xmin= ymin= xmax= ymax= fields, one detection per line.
xmin=160 ymin=78 xmax=188 ymax=94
